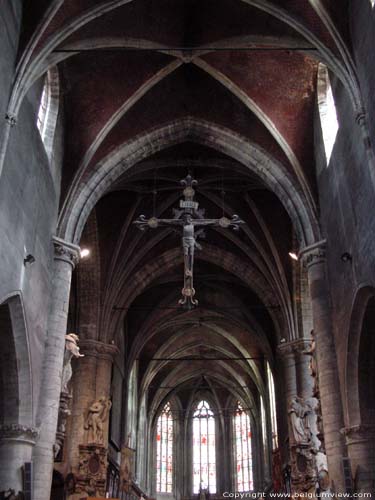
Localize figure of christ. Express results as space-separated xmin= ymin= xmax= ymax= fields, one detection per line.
xmin=134 ymin=212 xmax=243 ymax=306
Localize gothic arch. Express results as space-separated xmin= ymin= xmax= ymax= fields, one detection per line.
xmin=0 ymin=292 xmax=33 ymax=426
xmin=58 ymin=117 xmax=320 ymax=249
xmin=346 ymin=285 xmax=375 ymax=426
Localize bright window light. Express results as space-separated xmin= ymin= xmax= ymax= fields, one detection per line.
xmin=317 ymin=64 xmax=339 ymax=166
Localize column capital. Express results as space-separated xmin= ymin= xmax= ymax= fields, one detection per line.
xmin=53 ymin=236 xmax=80 ymax=268
xmin=299 ymin=240 xmax=327 ymax=269
xmin=277 ymin=338 xmax=311 ymax=357
xmin=79 ymin=339 xmax=119 ymax=361
xmin=0 ymin=423 xmax=39 ymax=444
xmin=355 ymin=109 xmax=367 ymax=127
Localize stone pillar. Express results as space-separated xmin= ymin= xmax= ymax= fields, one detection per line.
xmin=293 ymin=340 xmax=314 ymax=399
xmin=277 ymin=342 xmax=298 ymax=402
xmin=342 ymin=425 xmax=375 ymax=494
xmin=303 ymin=245 xmax=346 ymax=492
xmin=32 ymin=237 xmax=80 ymax=500
xmin=0 ymin=424 xmax=39 ymax=492
xmin=277 ymin=341 xmax=297 ymax=462
xmin=65 ymin=340 xmax=118 ymax=498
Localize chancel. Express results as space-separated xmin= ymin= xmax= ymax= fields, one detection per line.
xmin=0 ymin=2 xmax=375 ymax=500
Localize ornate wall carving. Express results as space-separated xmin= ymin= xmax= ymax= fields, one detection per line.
xmin=76 ymin=445 xmax=108 ymax=497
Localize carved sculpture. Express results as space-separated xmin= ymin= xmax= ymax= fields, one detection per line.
xmin=54 ymin=392 xmax=72 ymax=458
xmin=288 ymin=395 xmax=329 ymax=494
xmin=134 ymin=174 xmax=244 ymax=307
xmin=76 ymin=445 xmax=107 ymax=497
xmin=61 ymin=333 xmax=84 ymax=394
xmin=303 ymin=330 xmax=319 ymax=397
xmin=84 ymin=397 xmax=112 ymax=445
xmin=54 ymin=334 xmax=84 ymax=458
xmin=288 ymin=396 xmax=313 ymax=445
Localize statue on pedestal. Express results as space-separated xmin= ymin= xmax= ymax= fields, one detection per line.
xmin=61 ymin=333 xmax=84 ymax=394
xmin=84 ymin=397 xmax=112 ymax=445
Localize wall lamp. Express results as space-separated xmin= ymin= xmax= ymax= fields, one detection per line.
xmin=24 ymin=254 xmax=35 ymax=266
xmin=80 ymin=248 xmax=90 ymax=258
xmin=288 ymin=252 xmax=299 ymax=261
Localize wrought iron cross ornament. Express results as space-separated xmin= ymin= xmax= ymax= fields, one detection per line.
xmin=133 ymin=175 xmax=244 ymax=307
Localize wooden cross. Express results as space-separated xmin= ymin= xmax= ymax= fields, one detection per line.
xmin=133 ymin=175 xmax=244 ymax=308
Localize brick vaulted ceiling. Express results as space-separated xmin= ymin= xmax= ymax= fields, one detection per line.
xmin=18 ymin=0 xmax=353 ymax=408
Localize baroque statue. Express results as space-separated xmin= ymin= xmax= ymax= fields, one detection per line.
xmin=288 ymin=396 xmax=316 ymax=445
xmin=302 ymin=330 xmax=319 ymax=396
xmin=84 ymin=397 xmax=112 ymax=445
xmin=61 ymin=333 xmax=84 ymax=394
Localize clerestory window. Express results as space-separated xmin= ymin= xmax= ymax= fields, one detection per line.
xmin=317 ymin=63 xmax=339 ymax=166
xmin=36 ymin=67 xmax=59 ymax=161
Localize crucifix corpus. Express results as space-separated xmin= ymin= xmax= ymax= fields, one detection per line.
xmin=133 ymin=174 xmax=245 ymax=308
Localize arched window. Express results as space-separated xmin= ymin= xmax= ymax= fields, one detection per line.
xmin=267 ymin=363 xmax=278 ymax=450
xmin=233 ymin=402 xmax=254 ymax=492
xmin=192 ymin=400 xmax=216 ymax=493
xmin=156 ymin=403 xmax=173 ymax=493
xmin=317 ymin=63 xmax=339 ymax=165
xmin=36 ymin=66 xmax=59 ymax=160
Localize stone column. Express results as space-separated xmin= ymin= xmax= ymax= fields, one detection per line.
xmin=0 ymin=424 xmax=39 ymax=492
xmin=277 ymin=342 xmax=298 ymax=402
xmin=303 ymin=245 xmax=346 ymax=493
xmin=277 ymin=341 xmax=297 ymax=460
xmin=293 ymin=340 xmax=314 ymax=399
xmin=32 ymin=237 xmax=80 ymax=500
xmin=65 ymin=340 xmax=118 ymax=498
xmin=342 ymin=425 xmax=375 ymax=494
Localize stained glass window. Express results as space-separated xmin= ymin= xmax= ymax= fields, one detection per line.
xmin=192 ymin=400 xmax=216 ymax=494
xmin=267 ymin=363 xmax=278 ymax=450
xmin=233 ymin=402 xmax=254 ymax=492
xmin=156 ymin=403 xmax=173 ymax=493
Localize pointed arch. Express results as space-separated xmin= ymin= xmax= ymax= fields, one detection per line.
xmin=58 ymin=118 xmax=320 ymax=249
xmin=0 ymin=292 xmax=33 ymax=426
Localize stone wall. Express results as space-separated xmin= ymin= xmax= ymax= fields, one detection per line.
xmin=314 ymin=0 xmax=375 ymax=428
xmin=0 ymin=1 xmax=62 ymax=421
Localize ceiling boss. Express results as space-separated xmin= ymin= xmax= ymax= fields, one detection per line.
xmin=133 ymin=174 xmax=245 ymax=308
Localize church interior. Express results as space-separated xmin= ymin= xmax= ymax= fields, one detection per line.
xmin=0 ymin=1 xmax=375 ymax=499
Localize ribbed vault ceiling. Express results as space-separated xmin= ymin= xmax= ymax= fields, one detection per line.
xmin=18 ymin=0 xmax=353 ymax=415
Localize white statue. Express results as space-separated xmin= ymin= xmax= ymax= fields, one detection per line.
xmin=61 ymin=333 xmax=84 ymax=394
xmin=288 ymin=396 xmax=313 ymax=445
xmin=84 ymin=397 xmax=112 ymax=445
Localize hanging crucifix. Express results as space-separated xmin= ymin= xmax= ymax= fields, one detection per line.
xmin=133 ymin=174 xmax=244 ymax=308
